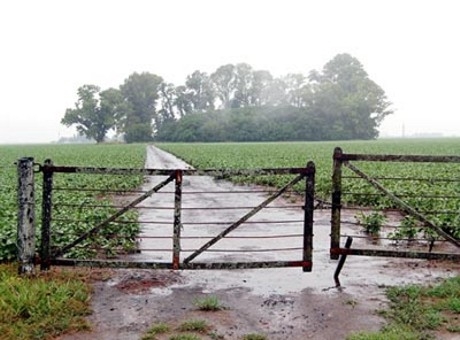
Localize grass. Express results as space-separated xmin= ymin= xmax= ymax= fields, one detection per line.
xmin=0 ymin=264 xmax=92 ymax=340
xmin=193 ymin=295 xmax=224 ymax=311
xmin=242 ymin=334 xmax=267 ymax=340
xmin=347 ymin=275 xmax=460 ymax=340
xmin=142 ymin=322 xmax=171 ymax=340
xmin=178 ymin=319 xmax=209 ymax=333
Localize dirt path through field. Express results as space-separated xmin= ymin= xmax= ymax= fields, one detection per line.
xmin=60 ymin=145 xmax=460 ymax=340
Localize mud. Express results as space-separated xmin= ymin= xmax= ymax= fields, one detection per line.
xmin=60 ymin=145 xmax=460 ymax=340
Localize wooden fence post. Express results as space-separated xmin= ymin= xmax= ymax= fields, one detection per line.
xmin=17 ymin=157 xmax=36 ymax=275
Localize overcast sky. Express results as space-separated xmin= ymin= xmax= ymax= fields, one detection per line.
xmin=1 ymin=0 xmax=459 ymax=144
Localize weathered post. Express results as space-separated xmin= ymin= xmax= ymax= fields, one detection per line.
xmin=331 ymin=147 xmax=343 ymax=260
xmin=172 ymin=170 xmax=183 ymax=269
xmin=302 ymin=161 xmax=315 ymax=272
xmin=40 ymin=159 xmax=53 ymax=271
xmin=17 ymin=157 xmax=36 ymax=275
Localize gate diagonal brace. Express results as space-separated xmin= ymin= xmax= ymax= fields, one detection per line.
xmin=53 ymin=173 xmax=176 ymax=258
xmin=183 ymin=173 xmax=306 ymax=264
xmin=344 ymin=161 xmax=460 ymax=248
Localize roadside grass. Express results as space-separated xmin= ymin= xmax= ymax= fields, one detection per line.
xmin=0 ymin=264 xmax=92 ymax=340
xmin=347 ymin=275 xmax=460 ymax=340
xmin=193 ymin=295 xmax=224 ymax=311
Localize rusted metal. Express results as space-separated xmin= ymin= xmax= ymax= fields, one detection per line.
xmin=40 ymin=159 xmax=53 ymax=271
xmin=334 ymin=236 xmax=353 ymax=287
xmin=183 ymin=173 xmax=306 ymax=264
xmin=53 ymin=173 xmax=175 ymax=258
xmin=17 ymin=157 xmax=36 ymax=275
xmin=303 ymin=161 xmax=315 ymax=272
xmin=330 ymin=247 xmax=460 ymax=260
xmin=51 ymin=258 xmax=312 ymax=270
xmin=330 ymin=147 xmax=343 ymax=260
xmin=172 ymin=169 xmax=183 ymax=269
xmin=344 ymin=161 xmax=460 ymax=248
xmin=335 ymin=153 xmax=460 ymax=163
xmin=44 ymin=165 xmax=314 ymax=177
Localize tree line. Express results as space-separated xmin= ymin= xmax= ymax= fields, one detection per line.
xmin=61 ymin=53 xmax=393 ymax=143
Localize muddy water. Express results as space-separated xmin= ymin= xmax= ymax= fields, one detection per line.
xmin=131 ymin=146 xmax=459 ymax=296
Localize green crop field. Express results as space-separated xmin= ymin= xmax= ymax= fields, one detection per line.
xmin=0 ymin=143 xmax=147 ymax=261
xmin=157 ymin=138 xmax=460 ymax=240
xmin=1 ymin=139 xmax=459 ymax=262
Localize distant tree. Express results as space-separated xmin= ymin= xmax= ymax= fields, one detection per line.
xmin=232 ymin=63 xmax=254 ymax=108
xmin=211 ymin=64 xmax=235 ymax=109
xmin=185 ymin=70 xmax=215 ymax=112
xmin=61 ymin=85 xmax=123 ymax=143
xmin=174 ymin=85 xmax=193 ymax=117
xmin=307 ymin=53 xmax=393 ymax=139
xmin=120 ymin=72 xmax=163 ymax=143
xmin=250 ymin=70 xmax=273 ymax=106
xmin=283 ymin=73 xmax=308 ymax=108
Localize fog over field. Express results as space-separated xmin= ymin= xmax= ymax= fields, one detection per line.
xmin=1 ymin=0 xmax=459 ymax=144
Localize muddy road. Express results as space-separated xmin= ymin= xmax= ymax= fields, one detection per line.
xmin=61 ymin=145 xmax=459 ymax=340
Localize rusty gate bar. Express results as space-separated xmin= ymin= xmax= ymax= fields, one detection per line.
xmin=40 ymin=159 xmax=53 ymax=271
xmin=344 ymin=161 xmax=460 ymax=248
xmin=336 ymin=154 xmax=460 ymax=163
xmin=183 ymin=172 xmax=307 ymax=264
xmin=330 ymin=147 xmax=343 ymax=260
xmin=303 ymin=161 xmax=315 ymax=272
xmin=172 ymin=170 xmax=183 ymax=269
xmin=17 ymin=157 xmax=36 ymax=275
xmin=51 ymin=258 xmax=311 ymax=270
xmin=53 ymin=173 xmax=176 ymax=258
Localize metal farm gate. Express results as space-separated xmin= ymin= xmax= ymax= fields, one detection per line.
xmin=15 ymin=148 xmax=460 ymax=281
xmin=16 ymin=158 xmax=315 ymax=273
xmin=330 ymin=147 xmax=460 ymax=265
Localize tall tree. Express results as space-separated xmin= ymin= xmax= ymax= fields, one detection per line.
xmin=61 ymin=85 xmax=123 ymax=143
xmin=307 ymin=53 xmax=393 ymax=139
xmin=185 ymin=70 xmax=215 ymax=112
xmin=120 ymin=72 xmax=163 ymax=143
xmin=250 ymin=70 xmax=273 ymax=106
xmin=211 ymin=64 xmax=235 ymax=109
xmin=232 ymin=63 xmax=253 ymax=108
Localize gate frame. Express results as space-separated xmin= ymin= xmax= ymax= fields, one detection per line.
xmin=330 ymin=147 xmax=460 ymax=262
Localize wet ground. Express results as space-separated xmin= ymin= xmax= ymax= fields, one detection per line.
xmin=60 ymin=145 xmax=460 ymax=340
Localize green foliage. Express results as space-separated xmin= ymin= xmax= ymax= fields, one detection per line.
xmin=120 ymin=72 xmax=163 ymax=143
xmin=348 ymin=276 xmax=460 ymax=339
xmin=142 ymin=322 xmax=170 ymax=340
xmin=168 ymin=334 xmax=201 ymax=340
xmin=242 ymin=334 xmax=267 ymax=340
xmin=177 ymin=319 xmax=209 ymax=333
xmin=356 ymin=212 xmax=385 ymax=235
xmin=0 ymin=264 xmax=91 ymax=339
xmin=0 ymin=143 xmax=146 ymax=261
xmin=158 ymin=139 xmax=460 ymax=241
xmin=61 ymin=85 xmax=124 ymax=143
xmin=193 ymin=295 xmax=223 ymax=311
xmin=389 ymin=216 xmax=420 ymax=242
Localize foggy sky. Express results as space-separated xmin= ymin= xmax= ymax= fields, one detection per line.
xmin=1 ymin=0 xmax=459 ymax=144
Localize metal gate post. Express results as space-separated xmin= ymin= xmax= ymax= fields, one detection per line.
xmin=303 ymin=161 xmax=315 ymax=272
xmin=40 ymin=159 xmax=53 ymax=271
xmin=172 ymin=170 xmax=183 ymax=269
xmin=331 ymin=147 xmax=343 ymax=260
xmin=17 ymin=157 xmax=36 ymax=275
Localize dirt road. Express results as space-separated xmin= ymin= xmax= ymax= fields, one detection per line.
xmin=61 ymin=145 xmax=459 ymax=340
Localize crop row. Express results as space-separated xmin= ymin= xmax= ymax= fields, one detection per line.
xmin=0 ymin=143 xmax=146 ymax=261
